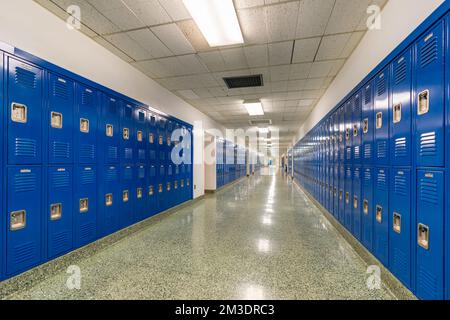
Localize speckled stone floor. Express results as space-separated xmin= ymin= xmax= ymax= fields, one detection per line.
xmin=3 ymin=169 xmax=398 ymax=300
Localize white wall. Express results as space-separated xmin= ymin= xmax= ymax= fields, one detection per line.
xmin=294 ymin=0 xmax=445 ymax=143
xmin=0 ymin=0 xmax=226 ymax=199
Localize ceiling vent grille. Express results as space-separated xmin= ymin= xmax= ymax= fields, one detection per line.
xmin=249 ymin=119 xmax=272 ymax=126
xmin=223 ymin=74 xmax=263 ymax=89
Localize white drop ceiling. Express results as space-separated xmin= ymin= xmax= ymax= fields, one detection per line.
xmin=34 ymin=0 xmax=388 ymax=151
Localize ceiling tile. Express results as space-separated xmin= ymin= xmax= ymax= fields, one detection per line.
xmin=101 ymin=5 xmax=144 ymax=31
xmin=271 ymin=81 xmax=288 ymax=93
xmin=289 ymin=63 xmax=312 ymax=80
xmin=93 ymin=36 xmax=134 ymax=62
xmin=296 ymin=0 xmax=335 ymax=39
xmin=151 ymin=23 xmax=195 ymax=55
xmin=86 ymin=0 xmax=124 ymax=12
xmin=237 ymin=7 xmax=268 ymax=44
xmin=198 ymin=51 xmax=226 ymax=72
xmin=268 ymin=41 xmax=293 ymax=66
xmin=244 ymin=45 xmax=269 ymax=68
xmin=316 ymin=33 xmax=352 ymax=61
xmin=304 ymin=78 xmax=326 ymax=90
xmin=153 ymin=56 xmax=183 ymax=77
xmin=340 ymin=31 xmax=365 ymax=58
xmin=309 ymin=60 xmax=335 ymax=78
xmin=104 ymin=33 xmax=152 ymax=61
xmin=288 ymin=79 xmax=306 ymax=91
xmin=264 ymin=1 xmax=300 ymax=42
xmin=270 ymin=65 xmax=290 ymax=82
xmin=158 ymin=0 xmax=191 ymax=21
xmin=325 ymin=0 xmax=371 ymax=34
xmin=132 ymin=60 xmax=166 ymax=78
xmin=292 ymin=37 xmax=321 ymax=63
xmin=177 ymin=20 xmax=211 ymax=52
xmin=124 ymin=0 xmax=172 ymax=26
xmin=220 ymin=47 xmax=249 ymax=70
xmin=208 ymin=87 xmax=228 ymax=97
xmin=126 ymin=28 xmax=172 ymax=58
xmin=329 ymin=59 xmax=346 ymax=76
xmin=234 ymin=0 xmax=265 ymax=9
xmin=176 ymin=54 xmax=209 ymax=75
xmin=177 ymin=89 xmax=200 ymax=99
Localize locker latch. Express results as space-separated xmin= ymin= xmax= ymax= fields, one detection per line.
xmin=393 ymin=212 xmax=401 ymax=234
xmin=333 ymin=187 xmax=337 ymax=196
xmin=339 ymin=190 xmax=343 ymax=200
xmin=106 ymin=124 xmax=113 ymax=137
xmin=51 ymin=112 xmax=63 ymax=129
xmin=80 ymin=118 xmax=89 ymax=133
xmin=187 ymin=179 xmax=190 ymax=186
xmin=345 ymin=128 xmax=350 ymax=141
xmin=105 ymin=194 xmax=113 ymax=206
xmin=174 ymin=181 xmax=178 ymax=189
xmin=363 ymin=118 xmax=369 ymax=134
xmin=363 ymin=199 xmax=369 ymax=215
xmin=137 ymin=188 xmax=143 ymax=199
xmin=393 ymin=104 xmax=402 ymax=123
xmin=167 ymin=136 xmax=171 ymax=146
xmin=149 ymin=133 xmax=154 ymax=144
xmin=418 ymin=90 xmax=429 ymax=116
xmin=11 ymin=103 xmax=27 ymax=123
xmin=339 ymin=133 xmax=343 ymax=143
xmin=181 ymin=180 xmax=184 ymax=188
xmin=345 ymin=192 xmax=349 ymax=204
xmin=159 ymin=135 xmax=163 ymax=145
xmin=123 ymin=128 xmax=130 ymax=140
xmin=353 ymin=196 xmax=358 ymax=209
xmin=123 ymin=190 xmax=129 ymax=202
xmin=50 ymin=203 xmax=62 ymax=221
xmin=158 ymin=184 xmax=163 ymax=193
xmin=167 ymin=182 xmax=171 ymax=191
xmin=376 ymin=112 xmax=382 ymax=129
xmin=10 ymin=210 xmax=26 ymax=231
xmin=376 ymin=205 xmax=383 ymax=223
xmin=149 ymin=185 xmax=154 ymax=196
xmin=353 ymin=125 xmax=358 ymax=137
xmin=137 ymin=130 xmax=143 ymax=142
xmin=418 ymin=223 xmax=429 ymax=250
xmin=79 ymin=198 xmax=89 ymax=213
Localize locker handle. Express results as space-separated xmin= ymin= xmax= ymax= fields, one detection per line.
xmin=363 ymin=200 xmax=369 ymax=215
xmin=158 ymin=184 xmax=163 ymax=193
xmin=123 ymin=190 xmax=129 ymax=202
xmin=51 ymin=112 xmax=63 ymax=129
xmin=80 ymin=118 xmax=89 ymax=133
xmin=418 ymin=223 xmax=429 ymax=250
xmin=353 ymin=125 xmax=358 ymax=137
xmin=50 ymin=203 xmax=62 ymax=221
xmin=105 ymin=194 xmax=113 ymax=206
xmin=376 ymin=205 xmax=382 ymax=223
xmin=10 ymin=210 xmax=26 ymax=231
xmin=137 ymin=188 xmax=143 ymax=199
xmin=418 ymin=90 xmax=429 ymax=116
xmin=393 ymin=103 xmax=402 ymax=124
xmin=79 ymin=198 xmax=89 ymax=213
xmin=149 ymin=133 xmax=154 ymax=144
xmin=137 ymin=130 xmax=143 ymax=142
xmin=393 ymin=212 xmax=401 ymax=234
xmin=376 ymin=112 xmax=382 ymax=129
xmin=345 ymin=192 xmax=350 ymax=204
xmin=123 ymin=128 xmax=130 ymax=140
xmin=149 ymin=186 xmax=154 ymax=196
xmin=345 ymin=128 xmax=350 ymax=141
xmin=106 ymin=124 xmax=113 ymax=137
xmin=339 ymin=190 xmax=343 ymax=200
xmin=11 ymin=102 xmax=27 ymax=123
xmin=363 ymin=118 xmax=369 ymax=134
xmin=353 ymin=196 xmax=358 ymax=209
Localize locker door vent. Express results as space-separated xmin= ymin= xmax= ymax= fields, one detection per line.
xmin=124 ymin=148 xmax=133 ymax=160
xmin=80 ymin=144 xmax=95 ymax=160
xmin=106 ymin=168 xmax=118 ymax=182
xmin=150 ymin=166 xmax=156 ymax=177
xmin=51 ymin=170 xmax=70 ymax=188
xmin=138 ymin=149 xmax=145 ymax=160
xmin=377 ymin=76 xmax=386 ymax=96
xmin=51 ymin=231 xmax=70 ymax=253
xmin=138 ymin=167 xmax=145 ymax=179
xmin=79 ymin=222 xmax=95 ymax=242
xmin=53 ymin=80 xmax=68 ymax=100
xmin=364 ymin=86 xmax=371 ymax=104
xmin=53 ymin=142 xmax=71 ymax=159
xmin=13 ymin=242 xmax=36 ymax=265
xmin=14 ymin=172 xmax=37 ymax=192
xmin=107 ymin=146 xmax=118 ymax=160
xmin=108 ymin=100 xmax=117 ymax=114
xmin=81 ymin=89 xmax=94 ymax=106
xmin=15 ymin=138 xmax=37 ymax=158
xmin=80 ymin=169 xmax=95 ymax=185
xmin=124 ymin=167 xmax=133 ymax=180
xmin=394 ymin=175 xmax=407 ymax=196
xmin=15 ymin=67 xmax=37 ymax=89
xmin=393 ymin=247 xmax=408 ymax=276
xmin=394 ymin=59 xmax=407 ymax=85
xmin=149 ymin=150 xmax=156 ymax=160
xmin=419 ymin=132 xmax=436 ymax=157
xmin=394 ymin=138 xmax=407 ymax=158
xmin=376 ymin=172 xmax=387 ymax=190
xmin=419 ymin=37 xmax=438 ymax=69
xmin=125 ymin=106 xmax=132 ymax=118
xmin=418 ymin=267 xmax=438 ymax=299
xmin=419 ymin=179 xmax=438 ymax=204
xmin=377 ymin=141 xmax=388 ymax=159
xmin=364 ymin=144 xmax=372 ymax=159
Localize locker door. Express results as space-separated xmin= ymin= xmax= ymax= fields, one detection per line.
xmin=120 ymin=103 xmax=135 ymax=163
xmin=148 ymin=164 xmax=157 ymax=216
xmin=339 ymin=165 xmax=345 ymax=224
xmin=7 ymin=167 xmax=41 ymax=275
xmin=76 ymin=84 xmax=98 ymax=164
xmin=47 ymin=166 xmax=73 ymax=259
xmin=344 ymin=165 xmax=352 ymax=231
xmin=362 ymin=81 xmax=374 ymax=164
xmin=391 ymin=49 xmax=412 ymax=166
xmin=352 ymin=166 xmax=362 ymax=240
xmin=389 ymin=169 xmax=412 ymax=289
xmin=98 ymin=165 xmax=119 ymax=237
xmin=73 ymin=166 xmax=97 ymax=248
xmin=333 ymin=112 xmax=339 ymax=163
xmin=101 ymin=96 xmax=120 ymax=164
xmin=48 ymin=74 xmax=74 ymax=164
xmin=416 ymin=170 xmax=444 ymax=300
xmin=374 ymin=168 xmax=389 ymax=266
xmin=344 ymin=100 xmax=353 ymax=163
xmin=339 ymin=106 xmax=345 ymax=162
xmin=157 ymin=164 xmax=165 ymax=212
xmin=333 ymin=164 xmax=339 ymax=218
xmin=135 ymin=108 xmax=147 ymax=163
xmin=374 ymin=69 xmax=389 ymax=165
xmin=362 ymin=167 xmax=374 ymax=251
xmin=414 ymin=22 xmax=445 ymax=167
xmin=120 ymin=165 xmax=134 ymax=228
xmin=7 ymin=58 xmax=43 ymax=164
xmin=352 ymin=92 xmax=362 ymax=163
xmin=136 ymin=164 xmax=147 ymax=220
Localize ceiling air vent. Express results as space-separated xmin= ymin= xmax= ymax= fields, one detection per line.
xmin=223 ymin=74 xmax=263 ymax=89
xmin=249 ymin=119 xmax=272 ymax=126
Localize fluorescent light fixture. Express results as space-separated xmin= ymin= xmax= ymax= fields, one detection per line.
xmin=183 ymin=0 xmax=244 ymax=47
xmin=258 ymin=128 xmax=270 ymax=134
xmin=244 ymin=100 xmax=264 ymax=116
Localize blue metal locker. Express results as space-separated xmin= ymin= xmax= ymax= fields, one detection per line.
xmin=157 ymin=164 xmax=166 ymax=212
xmin=119 ymin=164 xmax=135 ymax=228
xmin=362 ymin=81 xmax=374 ymax=164
xmin=344 ymin=165 xmax=352 ymax=231
xmin=374 ymin=167 xmax=389 ymax=266
xmin=389 ymin=168 xmax=412 ymax=289
xmin=416 ymin=170 xmax=444 ymax=300
xmin=374 ymin=68 xmax=389 ymax=165
xmin=120 ymin=103 xmax=135 ymax=163
xmin=48 ymin=74 xmax=74 ymax=164
xmin=135 ymin=107 xmax=147 ymax=163
xmin=73 ymin=166 xmax=97 ymax=248
xmin=333 ymin=111 xmax=339 ymax=163
xmin=390 ymin=49 xmax=412 ymax=166
xmin=47 ymin=166 xmax=73 ymax=259
xmin=7 ymin=166 xmax=42 ymax=275
xmin=7 ymin=57 xmax=43 ymax=164
xmin=339 ymin=106 xmax=345 ymax=162
xmin=352 ymin=92 xmax=362 ymax=163
xmin=100 ymin=95 xmax=120 ymax=164
xmin=362 ymin=167 xmax=374 ymax=251
xmin=98 ymin=165 xmax=120 ymax=238
xmin=136 ymin=164 xmax=147 ymax=221
xmin=344 ymin=100 xmax=353 ymax=163
xmin=76 ymin=84 xmax=98 ymax=164
xmin=148 ymin=164 xmax=157 ymax=216
xmin=353 ymin=166 xmax=362 ymax=240
xmin=333 ymin=164 xmax=339 ymax=218
xmin=0 ymin=53 xmax=3 ymax=280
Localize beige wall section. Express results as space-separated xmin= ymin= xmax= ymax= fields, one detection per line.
xmin=0 ymin=0 xmax=226 ymax=199
xmin=293 ymin=0 xmax=445 ymax=144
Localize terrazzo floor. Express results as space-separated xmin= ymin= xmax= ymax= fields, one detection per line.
xmin=3 ymin=169 xmax=397 ymax=300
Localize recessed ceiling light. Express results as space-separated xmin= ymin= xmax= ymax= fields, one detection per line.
xmin=244 ymin=100 xmax=264 ymax=116
xmin=182 ymin=0 xmax=244 ymax=47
